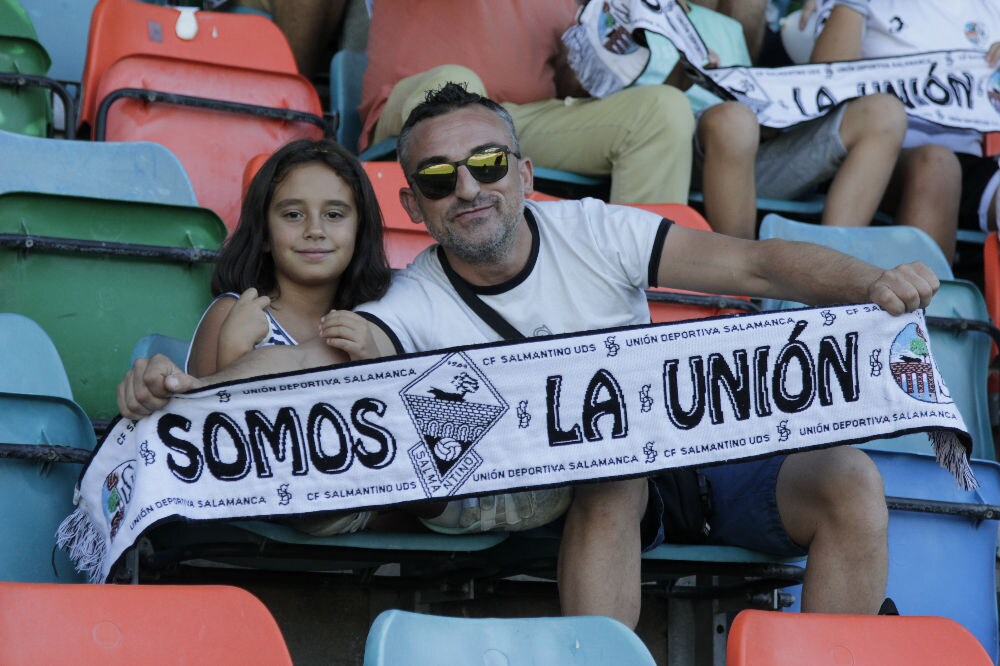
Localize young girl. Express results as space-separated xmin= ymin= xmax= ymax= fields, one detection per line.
xmin=186 ymin=138 xmax=392 ymax=534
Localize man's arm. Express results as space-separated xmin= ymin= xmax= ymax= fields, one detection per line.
xmin=810 ymin=4 xmax=865 ymax=62
xmin=655 ymin=224 xmax=939 ymax=313
xmin=118 ymin=323 xmax=398 ymax=419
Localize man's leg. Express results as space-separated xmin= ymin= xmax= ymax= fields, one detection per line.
xmin=507 ymin=85 xmax=695 ymax=204
xmin=776 ymin=447 xmax=888 ymax=613
xmin=823 ymin=94 xmax=906 ymax=227
xmin=557 ymin=477 xmax=648 ymax=628
xmin=697 ymin=101 xmax=760 ymax=239
xmin=883 ymin=145 xmax=961 ymax=260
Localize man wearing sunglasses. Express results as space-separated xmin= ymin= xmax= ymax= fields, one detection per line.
xmin=121 ymin=83 xmax=939 ymax=630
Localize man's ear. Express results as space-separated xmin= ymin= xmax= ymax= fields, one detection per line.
xmin=518 ymin=155 xmax=534 ymax=197
xmin=399 ymin=187 xmax=425 ymax=225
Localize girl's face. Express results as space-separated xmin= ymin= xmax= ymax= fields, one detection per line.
xmin=266 ymin=162 xmax=359 ymax=292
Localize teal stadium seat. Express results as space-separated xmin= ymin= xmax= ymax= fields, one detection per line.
xmin=0 ymin=313 xmax=95 ymax=582
xmin=0 ymin=128 xmax=196 ymax=205
xmin=363 ymin=609 xmax=657 ymax=666
xmin=329 ymin=50 xmax=611 ymax=199
xmin=129 ymin=333 xmax=189 ymax=370
xmin=19 ymin=0 xmax=97 ymax=85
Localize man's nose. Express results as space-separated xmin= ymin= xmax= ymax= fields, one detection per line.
xmin=453 ymin=165 xmax=481 ymax=200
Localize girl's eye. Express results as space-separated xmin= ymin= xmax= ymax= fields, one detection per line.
xmin=325 ymin=209 xmax=345 ymax=220
xmin=282 ymin=210 xmax=304 ymax=221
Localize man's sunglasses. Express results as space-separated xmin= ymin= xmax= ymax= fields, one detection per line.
xmin=410 ymin=147 xmax=518 ymax=199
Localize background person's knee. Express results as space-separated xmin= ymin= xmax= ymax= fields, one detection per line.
xmin=613 ymin=85 xmax=695 ymax=144
xmin=699 ymin=101 xmax=759 ymax=156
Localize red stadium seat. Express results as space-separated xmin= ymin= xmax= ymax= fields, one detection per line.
xmin=0 ymin=582 xmax=293 ymax=664
xmin=364 ymin=161 xmax=435 ymax=269
xmin=79 ymin=0 xmax=297 ymax=128
xmin=727 ymin=609 xmax=992 ymax=665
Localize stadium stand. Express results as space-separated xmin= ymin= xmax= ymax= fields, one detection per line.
xmin=80 ymin=0 xmax=330 ymax=231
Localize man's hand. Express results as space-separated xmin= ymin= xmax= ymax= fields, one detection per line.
xmin=865 ymin=262 xmax=939 ymax=315
xmin=319 ymin=310 xmax=382 ymax=361
xmin=117 ymin=354 xmax=204 ymax=420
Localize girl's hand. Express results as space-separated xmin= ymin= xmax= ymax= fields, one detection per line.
xmin=218 ymin=288 xmax=271 ymax=367
xmin=319 ymin=310 xmax=382 ymax=361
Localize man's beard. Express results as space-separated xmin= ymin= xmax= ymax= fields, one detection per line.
xmin=433 ymin=195 xmax=522 ymax=265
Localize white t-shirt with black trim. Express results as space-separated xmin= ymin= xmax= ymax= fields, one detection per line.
xmin=356 ymin=198 xmax=670 ymax=353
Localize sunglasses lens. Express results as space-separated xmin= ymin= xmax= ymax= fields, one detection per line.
xmin=412 ymin=149 xmax=511 ymax=199
xmin=466 ymin=149 xmax=509 ymax=184
xmin=413 ymin=163 xmax=457 ymax=199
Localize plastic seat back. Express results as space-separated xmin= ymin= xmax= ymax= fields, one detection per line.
xmin=985 ymin=232 xmax=1000 ymax=343
xmin=727 ymin=609 xmax=992 ymax=665
xmin=0 ymin=582 xmax=293 ymax=664
xmin=129 ymin=333 xmax=189 ymax=369
xmin=0 ymin=393 xmax=94 ymax=582
xmin=758 ymin=214 xmax=953 ymax=308
xmin=20 ymin=0 xmax=97 ymax=84
xmin=865 ymin=450 xmax=1000 ymax=661
xmin=0 ymin=129 xmax=196 ymax=205
xmin=92 ymin=54 xmax=323 ymax=231
xmin=0 ymin=192 xmax=225 ymax=421
xmin=330 ymin=49 xmax=366 ymax=154
xmin=80 ymin=0 xmax=297 ymax=129
xmin=363 ymin=610 xmax=656 ymax=666
xmin=362 ymin=161 xmax=435 ymax=268
xmin=0 ymin=312 xmax=94 ymax=582
xmin=0 ymin=0 xmax=53 ymax=136
xmin=0 ymin=312 xmax=72 ymax=398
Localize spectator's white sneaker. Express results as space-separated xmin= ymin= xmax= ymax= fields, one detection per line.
xmin=421 ymin=488 xmax=572 ymax=534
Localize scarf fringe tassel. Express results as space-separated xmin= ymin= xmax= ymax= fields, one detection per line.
xmin=56 ymin=507 xmax=107 ymax=583
xmin=930 ymin=430 xmax=978 ymax=491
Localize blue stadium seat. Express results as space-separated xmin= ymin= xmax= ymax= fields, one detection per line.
xmin=0 ymin=129 xmax=197 ymax=205
xmin=363 ymin=609 xmax=656 ymax=666
xmin=129 ymin=333 xmax=190 ymax=370
xmin=785 ymin=451 xmax=1000 ymax=662
xmin=0 ymin=313 xmax=95 ymax=582
xmin=757 ymin=213 xmax=954 ymax=311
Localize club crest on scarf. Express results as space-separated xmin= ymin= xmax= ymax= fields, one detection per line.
xmin=889 ymin=323 xmax=951 ymax=404
xmin=102 ymin=460 xmax=136 ymax=540
xmin=403 ymin=352 xmax=508 ymax=497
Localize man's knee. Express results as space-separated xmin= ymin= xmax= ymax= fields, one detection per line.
xmin=609 ymin=85 xmax=695 ymax=142
xmin=698 ymin=101 xmax=759 ymax=156
xmin=808 ymin=448 xmax=887 ymax=528
xmin=902 ymin=144 xmax=962 ymax=184
xmin=780 ymin=448 xmax=887 ymax=540
xmin=841 ymin=94 xmax=907 ymax=145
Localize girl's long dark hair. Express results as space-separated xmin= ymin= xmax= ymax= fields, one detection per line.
xmin=212 ymin=139 xmax=391 ymax=310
